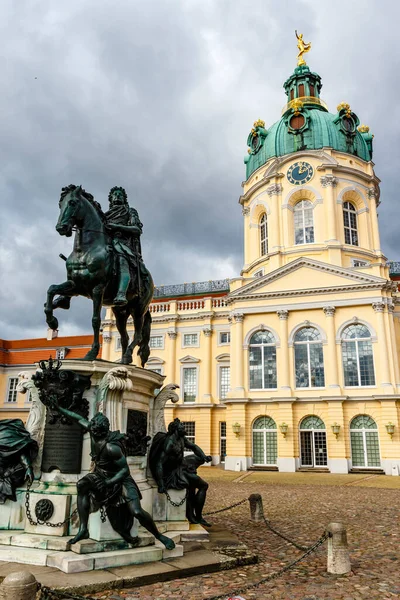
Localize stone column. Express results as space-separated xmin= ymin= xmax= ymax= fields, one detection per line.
xmin=321 ymin=175 xmax=340 ymax=264
xmin=202 ymin=326 xmax=213 ymax=402
xmin=232 ymin=313 xmax=245 ymax=397
xmin=368 ymin=189 xmax=382 ymax=253
xmin=267 ymin=183 xmax=282 ymax=269
xmin=323 ymin=306 xmax=340 ymax=390
xmin=372 ymin=302 xmax=393 ymax=390
xmin=167 ymin=330 xmax=177 ymax=384
xmin=277 ymin=310 xmax=290 ymax=392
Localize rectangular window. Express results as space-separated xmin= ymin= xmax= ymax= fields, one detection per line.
xmin=309 ymin=84 xmax=315 ymax=96
xmin=254 ymin=269 xmax=264 ymax=278
xmin=6 ymin=378 xmax=18 ymax=403
xmin=149 ymin=335 xmax=163 ymax=349
xmin=56 ymin=348 xmax=66 ymax=360
xmin=219 ymin=332 xmax=230 ymax=345
xmin=182 ymin=421 xmax=195 ymax=444
xmin=219 ymin=366 xmax=230 ymax=399
xmin=183 ymin=367 xmax=197 ymax=402
xmin=220 ymin=422 xmax=227 ymax=463
xmin=298 ymin=83 xmax=305 ymax=97
xmin=183 ymin=333 xmax=198 ymax=347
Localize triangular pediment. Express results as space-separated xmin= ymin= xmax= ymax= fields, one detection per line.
xmin=179 ymin=355 xmax=200 ymax=363
xmin=228 ymin=258 xmax=389 ymax=301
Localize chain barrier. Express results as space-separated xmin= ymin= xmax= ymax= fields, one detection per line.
xmin=165 ymin=489 xmax=188 ymax=507
xmin=205 ymin=531 xmax=329 ymax=600
xmin=38 ymin=583 xmax=97 ymax=600
xmin=203 ymin=497 xmax=247 ymax=516
xmin=24 ymin=481 xmax=78 ymax=528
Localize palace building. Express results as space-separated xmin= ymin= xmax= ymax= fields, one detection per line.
xmin=102 ymin=51 xmax=400 ymax=474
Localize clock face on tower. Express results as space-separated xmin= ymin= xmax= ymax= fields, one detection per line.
xmin=287 ymin=161 xmax=314 ymax=185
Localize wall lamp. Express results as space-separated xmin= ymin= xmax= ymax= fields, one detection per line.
xmin=279 ymin=423 xmax=289 ymax=438
xmin=331 ymin=423 xmax=341 ymax=440
xmin=232 ymin=422 xmax=241 ymax=438
xmin=385 ymin=422 xmax=395 ymax=439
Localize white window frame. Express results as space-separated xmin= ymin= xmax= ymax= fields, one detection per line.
xmin=218 ymin=331 xmax=231 ymax=346
xmin=181 ymin=421 xmax=196 ymax=444
xmin=181 ymin=365 xmax=199 ymax=403
xmin=343 ymin=201 xmax=358 ymax=246
xmin=218 ymin=364 xmax=231 ymax=400
xmin=351 ymin=259 xmax=369 ymax=268
xmin=248 ymin=331 xmax=277 ymax=391
xmin=294 ymin=199 xmax=315 ymax=245
xmin=294 ymin=328 xmax=325 ymax=390
xmin=149 ymin=335 xmax=164 ymax=350
xmin=349 ymin=416 xmax=381 ymax=469
xmin=6 ymin=377 xmax=18 ymax=403
xmin=260 ymin=214 xmax=268 ymax=256
xmin=252 ymin=418 xmax=278 ymax=467
xmin=182 ymin=332 xmax=200 ymax=348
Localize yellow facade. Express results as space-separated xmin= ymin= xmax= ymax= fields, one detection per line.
xmin=103 ymin=90 xmax=400 ymax=475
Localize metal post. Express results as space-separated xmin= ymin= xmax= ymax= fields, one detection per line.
xmin=0 ymin=571 xmax=38 ymax=600
xmin=248 ymin=493 xmax=264 ymax=522
xmin=326 ymin=522 xmax=351 ymax=575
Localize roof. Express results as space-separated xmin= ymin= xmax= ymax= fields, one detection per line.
xmin=0 ymin=334 xmax=98 ymax=367
xmin=244 ymin=65 xmax=373 ymax=179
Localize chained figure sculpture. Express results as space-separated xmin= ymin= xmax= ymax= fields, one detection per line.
xmin=48 ymin=400 xmax=175 ymax=549
xmin=0 ymin=419 xmax=37 ymax=504
xmin=149 ymin=418 xmax=212 ymax=527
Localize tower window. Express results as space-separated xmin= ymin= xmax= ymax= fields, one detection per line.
xmin=343 ymin=202 xmax=358 ymax=246
xmin=294 ymin=200 xmax=314 ymax=244
xmin=260 ymin=214 xmax=268 ymax=256
xmin=290 ymin=89 xmax=294 ymax=100
xmin=309 ymin=84 xmax=315 ymax=96
xmin=298 ymin=83 xmax=305 ymax=97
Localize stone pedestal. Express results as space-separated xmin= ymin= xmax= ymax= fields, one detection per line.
xmin=0 ymin=359 xmax=205 ymax=572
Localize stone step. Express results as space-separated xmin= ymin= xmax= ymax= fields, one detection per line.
xmin=71 ymin=533 xmax=155 ymax=554
xmin=177 ymin=524 xmax=210 ymax=542
xmin=47 ymin=545 xmax=166 ymax=573
xmin=0 ymin=545 xmax=55 ymax=566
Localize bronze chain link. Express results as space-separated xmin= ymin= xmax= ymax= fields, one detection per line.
xmin=165 ymin=489 xmax=188 ymax=507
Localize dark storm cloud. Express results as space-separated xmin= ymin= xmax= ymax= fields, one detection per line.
xmin=0 ymin=0 xmax=399 ymax=339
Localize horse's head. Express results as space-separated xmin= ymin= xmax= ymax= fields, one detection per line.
xmin=56 ymin=184 xmax=102 ymax=237
xmin=56 ymin=185 xmax=83 ymax=237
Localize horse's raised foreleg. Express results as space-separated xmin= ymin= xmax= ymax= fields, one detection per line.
xmin=122 ymin=302 xmax=143 ymax=365
xmin=45 ymin=280 xmax=76 ymax=331
xmin=83 ymin=284 xmax=104 ymax=361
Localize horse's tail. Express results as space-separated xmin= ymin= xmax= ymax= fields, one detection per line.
xmin=138 ymin=310 xmax=152 ymax=368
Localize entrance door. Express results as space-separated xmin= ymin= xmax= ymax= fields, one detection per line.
xmin=350 ymin=415 xmax=381 ymax=468
xmin=300 ymin=416 xmax=327 ymax=468
xmin=252 ymin=416 xmax=278 ymax=466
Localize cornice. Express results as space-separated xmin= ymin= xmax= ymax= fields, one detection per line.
xmin=228 ymin=282 xmax=390 ymax=304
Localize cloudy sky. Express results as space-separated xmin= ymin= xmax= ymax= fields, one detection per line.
xmin=1 ymin=0 xmax=399 ymax=339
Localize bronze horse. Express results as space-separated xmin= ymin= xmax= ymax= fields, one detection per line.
xmin=44 ymin=185 xmax=154 ymax=365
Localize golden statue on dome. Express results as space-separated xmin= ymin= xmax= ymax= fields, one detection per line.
xmin=295 ymin=31 xmax=311 ymax=66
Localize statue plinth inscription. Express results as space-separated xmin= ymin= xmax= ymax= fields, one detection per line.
xmin=32 ymin=358 xmax=91 ymax=474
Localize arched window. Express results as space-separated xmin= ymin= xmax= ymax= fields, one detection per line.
xmin=294 ymin=200 xmax=314 ymax=245
xmin=341 ymin=324 xmax=375 ymax=387
xmin=343 ymin=202 xmax=358 ymax=246
xmin=249 ymin=330 xmax=277 ymax=389
xmin=260 ymin=214 xmax=268 ymax=256
xmin=252 ymin=417 xmax=277 ymax=466
xmin=300 ymin=416 xmax=327 ymax=467
xmin=294 ymin=327 xmax=325 ymax=388
xmin=350 ymin=415 xmax=380 ymax=468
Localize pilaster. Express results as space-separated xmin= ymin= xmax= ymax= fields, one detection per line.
xmin=277 ymin=310 xmax=291 ymax=392
xmin=323 ymin=306 xmax=340 ymax=391
xmin=372 ymin=302 xmax=393 ymax=391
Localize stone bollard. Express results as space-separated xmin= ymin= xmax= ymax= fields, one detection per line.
xmin=0 ymin=571 xmax=38 ymax=600
xmin=248 ymin=493 xmax=264 ymax=522
xmin=326 ymin=522 xmax=351 ymax=575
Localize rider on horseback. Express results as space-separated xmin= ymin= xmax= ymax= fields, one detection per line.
xmin=105 ymin=187 xmax=145 ymax=306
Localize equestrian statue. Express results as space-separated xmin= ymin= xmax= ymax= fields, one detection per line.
xmin=44 ymin=185 xmax=154 ymax=365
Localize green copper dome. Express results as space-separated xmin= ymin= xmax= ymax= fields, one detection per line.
xmin=244 ymin=65 xmax=373 ymax=179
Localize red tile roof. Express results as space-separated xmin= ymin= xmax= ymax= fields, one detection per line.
xmin=0 ymin=335 xmax=98 ymax=366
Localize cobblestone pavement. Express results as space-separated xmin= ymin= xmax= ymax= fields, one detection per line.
xmin=93 ymin=471 xmax=400 ymax=600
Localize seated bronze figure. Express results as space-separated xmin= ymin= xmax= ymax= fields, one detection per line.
xmin=149 ymin=418 xmax=212 ymax=526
